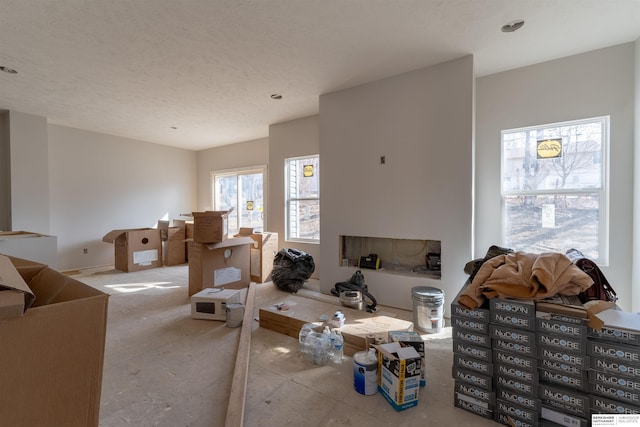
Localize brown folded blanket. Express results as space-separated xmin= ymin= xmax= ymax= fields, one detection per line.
xmin=458 ymin=251 xmax=594 ymax=309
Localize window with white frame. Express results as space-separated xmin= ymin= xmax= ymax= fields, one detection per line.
xmin=501 ymin=116 xmax=609 ymax=264
xmin=211 ymin=166 xmax=266 ymax=236
xmin=285 ymin=155 xmax=320 ymax=243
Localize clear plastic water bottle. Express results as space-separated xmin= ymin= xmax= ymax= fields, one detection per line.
xmin=333 ymin=330 xmax=344 ymax=363
xmin=299 ymin=323 xmax=316 ymax=354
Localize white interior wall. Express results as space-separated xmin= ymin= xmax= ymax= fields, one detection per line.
xmin=48 ymin=125 xmax=197 ymax=270
xmin=268 ymin=116 xmax=320 ymax=279
xmin=8 ymin=111 xmax=50 ymax=234
xmin=0 ymin=112 xmax=9 ymax=231
xmin=633 ymin=38 xmax=640 ymax=311
xmin=476 ymin=43 xmax=636 ymax=311
xmin=196 ymin=138 xmax=269 ymax=212
xmin=319 ymin=56 xmax=474 ymax=310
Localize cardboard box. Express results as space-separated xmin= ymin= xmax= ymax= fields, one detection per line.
xmin=191 ymin=209 xmax=232 ymax=243
xmin=0 ymin=255 xmax=35 ymax=319
xmin=389 ymin=330 xmax=426 ymax=386
xmin=453 ymin=340 xmax=492 ymax=363
xmin=454 ymin=381 xmax=495 ymax=407
xmin=452 ymin=366 xmax=493 ymax=391
xmin=172 ymin=219 xmax=193 ymax=262
xmin=493 ymin=349 xmax=537 ymax=371
xmin=187 ymin=236 xmax=253 ymax=296
xmin=0 ymin=230 xmax=58 ymax=269
xmin=375 ymin=342 xmax=421 ymax=411
xmin=451 ymin=315 xmax=490 ymax=334
xmin=490 ymin=298 xmax=536 ymax=318
xmin=495 ymin=399 xmax=538 ymax=425
xmin=102 ymin=228 xmax=162 ymax=272
xmin=191 ymin=288 xmax=242 ymax=321
xmin=588 ymin=308 xmax=640 ymax=346
xmin=591 ymin=394 xmax=640 ymax=414
xmin=0 ymin=255 xmax=109 ymax=426
xmin=163 ymin=227 xmax=186 ymax=266
xmin=588 ymin=340 xmax=640 ymax=365
xmin=235 ymin=228 xmax=278 ymax=283
xmin=157 ymin=220 xmax=170 ymax=241
xmin=454 ymin=392 xmax=494 ymax=420
xmin=453 ymin=353 xmax=493 ymax=376
xmin=591 ymin=357 xmax=640 ymax=376
xmin=540 ymin=406 xmax=588 ymax=427
xmin=490 ymin=310 xmax=535 ymax=331
xmin=538 ymin=382 xmax=590 ymax=419
xmin=452 ymin=328 xmax=491 ymax=348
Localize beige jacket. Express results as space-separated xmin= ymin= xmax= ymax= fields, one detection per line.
xmin=458 ymin=251 xmax=593 ymax=309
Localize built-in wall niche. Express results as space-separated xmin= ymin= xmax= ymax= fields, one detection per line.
xmin=340 ymin=235 xmax=441 ymax=279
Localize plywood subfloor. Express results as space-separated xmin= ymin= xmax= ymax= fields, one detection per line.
xmin=72 ymin=264 xmax=497 ymax=426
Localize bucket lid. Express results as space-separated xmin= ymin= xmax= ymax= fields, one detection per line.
xmin=411 ymin=286 xmax=444 ymax=303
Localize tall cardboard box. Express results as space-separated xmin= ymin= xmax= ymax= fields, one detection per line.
xmin=191 ymin=209 xmax=232 ymax=243
xmin=188 ymin=236 xmax=253 ymax=296
xmin=235 ymin=228 xmax=279 ymax=283
xmin=0 ymin=255 xmax=109 ymax=427
xmin=163 ymin=227 xmax=186 ymax=266
xmin=102 ymin=228 xmax=163 ymax=272
xmin=173 ymin=219 xmax=194 ymax=261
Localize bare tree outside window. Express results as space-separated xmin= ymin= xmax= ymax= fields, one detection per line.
xmin=501 ymin=117 xmax=608 ymax=263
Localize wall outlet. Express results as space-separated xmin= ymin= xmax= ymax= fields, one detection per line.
xmin=83 ymin=248 xmax=88 ymax=254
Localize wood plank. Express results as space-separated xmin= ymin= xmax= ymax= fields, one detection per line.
xmin=258 ymin=293 xmax=413 ymax=356
xmin=225 ymin=282 xmax=256 ymax=427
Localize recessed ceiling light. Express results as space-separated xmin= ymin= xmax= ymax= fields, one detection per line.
xmin=501 ymin=20 xmax=525 ymax=33
xmin=270 ymin=94 xmax=283 ymax=100
xmin=0 ymin=66 xmax=18 ymax=74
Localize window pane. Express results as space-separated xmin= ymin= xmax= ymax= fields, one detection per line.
xmin=289 ymin=156 xmax=319 ymax=199
xmin=288 ymin=199 xmax=320 ymax=240
xmin=238 ymin=173 xmax=263 ymax=232
xmin=215 ymin=175 xmax=238 ymax=232
xmin=213 ymin=169 xmax=265 ymax=235
xmin=503 ymin=120 xmax=603 ymax=193
xmin=503 ymin=194 xmax=599 ymax=259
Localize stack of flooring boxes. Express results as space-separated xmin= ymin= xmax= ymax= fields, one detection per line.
xmin=450 ymin=284 xmax=495 ymax=420
xmin=535 ymin=304 xmax=591 ymax=426
xmin=452 ymin=283 xmax=640 ymax=426
xmin=586 ymin=309 xmax=640 ymax=417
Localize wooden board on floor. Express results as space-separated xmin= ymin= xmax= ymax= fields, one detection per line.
xmin=258 ymin=293 xmax=413 ymax=356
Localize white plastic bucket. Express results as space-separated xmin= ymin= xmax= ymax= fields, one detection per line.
xmin=411 ymin=286 xmax=444 ymax=333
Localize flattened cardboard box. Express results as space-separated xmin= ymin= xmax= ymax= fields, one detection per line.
xmin=0 ymin=255 xmax=109 ymax=427
xmin=187 ymin=237 xmax=253 ymax=296
xmin=102 ymin=228 xmax=162 ymax=272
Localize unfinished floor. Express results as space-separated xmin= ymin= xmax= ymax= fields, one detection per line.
xmin=71 ymin=264 xmax=498 ymax=426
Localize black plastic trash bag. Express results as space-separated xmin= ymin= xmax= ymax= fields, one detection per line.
xmin=271 ymin=248 xmax=315 ymax=293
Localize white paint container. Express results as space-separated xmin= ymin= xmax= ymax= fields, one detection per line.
xmin=225 ymin=303 xmax=244 ymax=328
xmin=411 ymin=286 xmax=445 ymax=333
xmin=353 ymin=350 xmax=378 ymax=395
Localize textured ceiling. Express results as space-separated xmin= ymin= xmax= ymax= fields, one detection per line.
xmin=1 ymin=0 xmax=639 ymax=151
